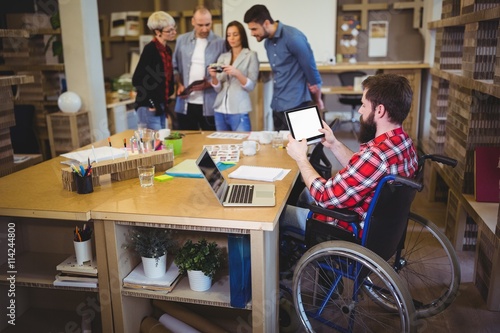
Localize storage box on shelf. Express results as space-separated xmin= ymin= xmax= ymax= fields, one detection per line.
xmin=46 ymin=111 xmax=91 ymax=158
xmin=427 ymin=2 xmax=500 ymax=311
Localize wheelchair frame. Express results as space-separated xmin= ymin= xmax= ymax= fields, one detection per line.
xmin=279 ymin=155 xmax=461 ymax=332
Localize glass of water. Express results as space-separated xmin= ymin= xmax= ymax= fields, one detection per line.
xmin=137 ymin=165 xmax=155 ymax=187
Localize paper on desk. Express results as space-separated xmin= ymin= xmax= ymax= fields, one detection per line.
xmin=61 ymin=146 xmax=126 ymax=164
xmin=228 ymin=165 xmax=290 ymax=182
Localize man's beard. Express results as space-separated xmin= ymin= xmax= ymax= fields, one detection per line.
xmin=358 ymin=110 xmax=377 ymax=143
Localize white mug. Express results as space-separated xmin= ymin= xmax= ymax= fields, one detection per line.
xmin=259 ymin=132 xmax=272 ymax=145
xmin=242 ymin=140 xmax=260 ymax=156
xmin=155 ymin=129 xmax=171 ymax=140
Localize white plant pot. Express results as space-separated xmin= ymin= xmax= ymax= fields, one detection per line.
xmin=141 ymin=254 xmax=166 ymax=278
xmin=187 ymin=270 xmax=212 ymax=291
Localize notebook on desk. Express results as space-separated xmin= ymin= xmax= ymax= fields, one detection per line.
xmin=196 ymin=148 xmax=275 ymax=207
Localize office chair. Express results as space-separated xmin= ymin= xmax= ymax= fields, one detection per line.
xmin=337 ymin=71 xmax=366 ymax=138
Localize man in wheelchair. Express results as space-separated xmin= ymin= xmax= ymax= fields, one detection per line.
xmin=280 ymin=73 xmax=418 ymax=238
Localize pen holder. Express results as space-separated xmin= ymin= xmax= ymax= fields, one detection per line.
xmin=74 ymin=239 xmax=93 ymax=265
xmin=75 ymin=174 xmax=93 ymax=194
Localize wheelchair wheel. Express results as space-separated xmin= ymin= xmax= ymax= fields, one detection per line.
xmin=293 ymin=240 xmax=416 ymax=333
xmin=378 ymin=212 xmax=460 ymax=318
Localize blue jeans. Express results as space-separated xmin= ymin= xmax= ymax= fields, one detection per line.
xmin=214 ymin=112 xmax=251 ymax=131
xmin=137 ymin=106 xmax=167 ymax=130
xmin=279 ymin=189 xmax=314 ymax=240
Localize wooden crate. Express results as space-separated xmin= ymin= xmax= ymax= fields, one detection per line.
xmin=47 ymin=111 xmax=92 ymax=158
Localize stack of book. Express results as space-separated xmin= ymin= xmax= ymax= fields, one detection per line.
xmin=53 ymin=255 xmax=98 ymax=288
xmin=123 ymin=258 xmax=180 ymax=293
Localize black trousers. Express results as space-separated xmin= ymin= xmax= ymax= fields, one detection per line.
xmin=177 ymin=103 xmax=215 ymax=131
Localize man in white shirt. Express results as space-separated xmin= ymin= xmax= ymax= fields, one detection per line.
xmin=173 ymin=5 xmax=225 ymax=130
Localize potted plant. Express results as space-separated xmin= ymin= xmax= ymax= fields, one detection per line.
xmin=164 ymin=131 xmax=185 ymax=156
xmin=174 ymin=238 xmax=222 ymax=291
xmin=123 ymin=227 xmax=177 ymax=278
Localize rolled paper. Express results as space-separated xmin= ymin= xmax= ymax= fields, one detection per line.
xmin=140 ymin=316 xmax=173 ymax=333
xmin=152 ymin=300 xmax=228 ymax=333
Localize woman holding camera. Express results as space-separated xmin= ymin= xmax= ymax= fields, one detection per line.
xmin=209 ymin=20 xmax=259 ymax=131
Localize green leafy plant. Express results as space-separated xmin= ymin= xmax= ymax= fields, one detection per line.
xmin=43 ymin=11 xmax=63 ymax=59
xmin=174 ymin=239 xmax=222 ymax=279
xmin=123 ymin=227 xmax=177 ymax=260
xmin=165 ymin=131 xmax=185 ymax=140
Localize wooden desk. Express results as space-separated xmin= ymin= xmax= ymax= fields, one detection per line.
xmin=0 ymin=129 xmax=298 ymax=332
xmin=0 ymin=137 xmax=124 ymax=331
xmin=91 ymin=131 xmax=299 ymax=332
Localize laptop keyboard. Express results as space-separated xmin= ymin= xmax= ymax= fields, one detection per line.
xmin=228 ymin=185 xmax=254 ymax=204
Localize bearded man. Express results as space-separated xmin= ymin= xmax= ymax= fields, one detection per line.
xmin=280 ymin=74 xmax=418 ymax=236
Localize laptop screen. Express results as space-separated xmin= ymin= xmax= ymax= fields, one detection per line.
xmin=196 ymin=149 xmax=227 ymax=202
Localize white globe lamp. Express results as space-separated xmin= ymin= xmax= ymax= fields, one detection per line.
xmin=58 ymin=91 xmax=82 ymax=113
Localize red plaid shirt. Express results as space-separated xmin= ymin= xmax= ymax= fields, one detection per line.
xmin=310 ymin=127 xmax=418 ymax=231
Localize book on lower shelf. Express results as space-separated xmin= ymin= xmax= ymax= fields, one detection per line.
xmin=123 ymin=259 xmax=181 ymax=293
xmin=54 ymin=255 xmax=98 ymax=288
xmin=55 ymin=272 xmax=98 ymax=284
xmin=53 ymin=279 xmax=98 ymax=288
xmin=56 ymin=255 xmax=98 ymax=276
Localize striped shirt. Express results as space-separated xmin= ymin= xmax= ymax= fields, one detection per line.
xmin=310 ymin=127 xmax=418 ymax=230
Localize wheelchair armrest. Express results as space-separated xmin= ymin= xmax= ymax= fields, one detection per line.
xmin=307 ymin=203 xmax=360 ymax=223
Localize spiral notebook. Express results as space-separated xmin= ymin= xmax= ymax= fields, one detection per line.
xmin=196 ymin=148 xmax=275 ymax=207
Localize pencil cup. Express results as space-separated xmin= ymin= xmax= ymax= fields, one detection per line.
xmin=75 ymin=174 xmax=93 ymax=194
xmin=74 ymin=239 xmax=92 ymax=265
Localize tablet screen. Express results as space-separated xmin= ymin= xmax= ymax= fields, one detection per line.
xmin=285 ymin=105 xmax=325 ymax=145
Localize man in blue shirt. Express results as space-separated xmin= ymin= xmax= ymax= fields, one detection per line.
xmin=244 ymin=4 xmax=324 ymax=130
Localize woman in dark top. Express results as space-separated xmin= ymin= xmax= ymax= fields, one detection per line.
xmin=132 ymin=11 xmax=176 ymax=130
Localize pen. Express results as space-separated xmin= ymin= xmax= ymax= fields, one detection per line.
xmin=92 ymin=145 xmax=98 ymax=163
xmin=75 ymin=226 xmax=82 ymax=242
xmin=108 ymin=137 xmax=114 ymax=160
xmin=70 ymin=163 xmax=81 ymax=176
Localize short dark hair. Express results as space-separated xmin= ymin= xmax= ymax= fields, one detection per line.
xmin=362 ymin=74 xmax=413 ymax=124
xmin=225 ymin=21 xmax=249 ymax=50
xmin=244 ymin=4 xmax=274 ymax=25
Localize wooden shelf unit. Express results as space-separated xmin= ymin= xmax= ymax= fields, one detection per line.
xmin=0 ymin=15 xmax=66 ymax=161
xmin=99 ymin=10 xmax=222 ymax=59
xmin=46 ymin=111 xmax=91 ymax=158
xmin=426 ymin=1 xmax=500 ymax=311
xmin=0 ymin=218 xmax=107 ymax=332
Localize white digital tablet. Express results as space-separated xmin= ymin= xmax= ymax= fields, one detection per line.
xmin=284 ymin=105 xmax=325 ymax=145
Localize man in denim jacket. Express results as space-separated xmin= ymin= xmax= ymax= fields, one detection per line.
xmin=173 ymin=5 xmax=225 ymax=130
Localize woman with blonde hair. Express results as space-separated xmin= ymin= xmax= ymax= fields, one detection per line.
xmin=132 ymin=11 xmax=177 ymax=130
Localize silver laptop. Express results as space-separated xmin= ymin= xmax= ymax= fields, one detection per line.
xmin=196 ymin=148 xmax=275 ymax=207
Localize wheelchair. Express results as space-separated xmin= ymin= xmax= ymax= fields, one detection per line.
xmin=279 ymin=149 xmax=460 ymax=332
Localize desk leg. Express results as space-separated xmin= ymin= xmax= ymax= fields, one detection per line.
xmin=94 ymin=220 xmax=114 ymax=333
xmin=250 ymin=228 xmax=279 ymax=332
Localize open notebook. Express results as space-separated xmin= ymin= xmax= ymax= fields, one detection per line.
xmin=196 ymin=148 xmax=275 ymax=207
